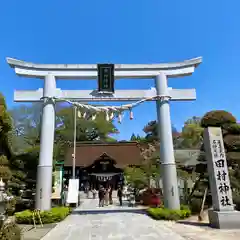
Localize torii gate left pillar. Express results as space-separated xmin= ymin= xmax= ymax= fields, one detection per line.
xmin=36 ymin=75 xmax=56 ymax=210
xmin=7 ymin=57 xmax=202 ymax=211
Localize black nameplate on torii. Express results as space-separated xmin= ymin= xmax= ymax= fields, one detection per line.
xmin=97 ymin=64 xmax=115 ymax=94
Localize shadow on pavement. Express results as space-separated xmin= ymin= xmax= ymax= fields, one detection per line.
xmin=19 ymin=223 xmax=57 ymax=240
xmin=72 ymin=208 xmax=147 ymax=215
xmin=177 ymin=220 xmax=210 ymax=227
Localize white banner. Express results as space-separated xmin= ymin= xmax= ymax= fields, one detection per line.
xmin=67 ymin=179 xmax=79 ymax=204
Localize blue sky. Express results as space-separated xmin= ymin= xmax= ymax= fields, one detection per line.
xmin=0 ymin=0 xmax=239 ymax=140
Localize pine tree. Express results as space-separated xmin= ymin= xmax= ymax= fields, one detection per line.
xmin=130 ymin=133 xmax=137 ymax=141
xmin=0 ymin=93 xmax=26 ymax=195
xmin=0 ymin=93 xmax=12 ymax=182
xmin=192 ymin=110 xmax=240 ymax=211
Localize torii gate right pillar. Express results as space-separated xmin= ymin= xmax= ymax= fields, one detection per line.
xmin=155 ymin=73 xmax=180 ymax=209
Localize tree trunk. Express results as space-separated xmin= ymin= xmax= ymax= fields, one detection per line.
xmin=187 ymin=173 xmax=203 ymax=203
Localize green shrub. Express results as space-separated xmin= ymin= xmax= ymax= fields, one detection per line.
xmin=0 ymin=222 xmax=22 ymax=240
xmin=227 ymin=152 xmax=240 ymax=166
xmin=147 ymin=206 xmax=191 ymax=221
xmin=180 ymin=204 xmax=191 ymax=211
xmin=15 ymin=207 xmax=71 ymax=224
xmin=224 ymin=134 xmax=240 ymax=151
xmin=224 ymin=123 xmax=240 ymax=134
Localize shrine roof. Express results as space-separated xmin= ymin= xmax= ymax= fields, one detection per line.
xmin=64 ymin=141 xmax=204 ymax=168
xmin=64 ymin=141 xmax=142 ymax=168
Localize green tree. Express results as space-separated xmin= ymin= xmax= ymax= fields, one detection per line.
xmin=130 ymin=133 xmax=146 ymax=142
xmin=140 ymin=143 xmax=160 ymax=184
xmin=10 ymin=104 xmax=119 ymax=191
xmin=192 ymin=110 xmax=240 ymax=210
xmin=12 ymin=146 xmax=39 ymax=190
xmin=124 ymin=167 xmax=147 ymax=189
xmin=143 ymin=120 xmax=180 ymax=145
xmin=179 ymin=116 xmax=203 ymax=149
xmin=10 ymin=103 xmax=66 ymax=191
xmin=0 ymin=94 xmax=27 ymax=195
xmin=0 ymin=93 xmax=12 ymax=182
xmin=10 ymin=103 xmax=65 ymax=151
xmin=201 ymin=110 xmax=236 ymax=128
xmin=9 ymin=104 xmax=42 ymax=192
xmin=55 ymin=107 xmax=118 ymax=144
xmin=10 ymin=103 xmax=43 ymax=152
xmin=125 ymin=142 xmax=160 ymax=188
xmin=130 ymin=133 xmax=137 ymax=141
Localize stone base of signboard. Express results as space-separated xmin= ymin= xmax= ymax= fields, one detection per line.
xmin=208 ymin=209 xmax=240 ymax=229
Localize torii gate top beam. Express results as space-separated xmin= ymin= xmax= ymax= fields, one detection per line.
xmin=6 ymin=57 xmax=202 ymax=79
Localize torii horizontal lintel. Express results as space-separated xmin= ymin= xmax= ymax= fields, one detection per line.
xmin=14 ymin=88 xmax=196 ymax=102
xmin=7 ymin=57 xmax=202 ymax=79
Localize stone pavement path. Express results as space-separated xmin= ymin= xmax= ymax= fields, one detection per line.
xmin=162 ymin=220 xmax=240 ymax=240
xmin=41 ymin=199 xmax=240 ymax=240
xmin=41 ymin=199 xmax=185 ymax=240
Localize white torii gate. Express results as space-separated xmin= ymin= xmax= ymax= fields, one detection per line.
xmin=7 ymin=57 xmax=202 ymax=211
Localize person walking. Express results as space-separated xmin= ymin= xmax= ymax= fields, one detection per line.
xmin=86 ymin=185 xmax=90 ymax=198
xmin=117 ymin=186 xmax=123 ymax=206
xmin=62 ymin=183 xmax=68 ymax=206
xmin=104 ymin=186 xmax=110 ymax=206
xmin=98 ymin=186 xmax=105 ymax=207
xmin=92 ymin=188 xmax=97 ymax=199
xmin=109 ymin=186 xmax=113 ymax=205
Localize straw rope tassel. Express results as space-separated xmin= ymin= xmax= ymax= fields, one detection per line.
xmin=118 ymin=112 xmax=122 ymax=123
xmin=129 ymin=109 xmax=134 ymax=120
xmin=77 ymin=110 xmax=81 ymax=118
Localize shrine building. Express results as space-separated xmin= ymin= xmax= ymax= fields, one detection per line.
xmin=63 ymin=141 xmax=142 ymax=190
xmin=60 ymin=141 xmax=203 ymax=192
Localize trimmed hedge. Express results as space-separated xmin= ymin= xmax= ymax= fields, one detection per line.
xmin=201 ymin=110 xmax=236 ymax=128
xmin=15 ymin=207 xmax=71 ymax=224
xmin=224 ymin=123 xmax=240 ymax=134
xmin=224 ymin=134 xmax=240 ymax=151
xmin=147 ymin=205 xmax=191 ymax=221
